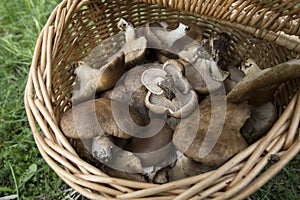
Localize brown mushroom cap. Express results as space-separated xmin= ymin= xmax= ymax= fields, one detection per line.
xmin=224 ymin=65 xmax=245 ymax=93
xmin=144 ymin=21 xmax=189 ymax=59
xmin=109 ymin=148 xmax=144 ymax=173
xmin=72 ymin=53 xmax=125 ymax=103
xmin=96 ymin=52 xmax=126 ymax=91
xmin=173 ymin=96 xmax=250 ymax=166
xmin=227 ymin=59 xmax=300 ymax=105
xmin=241 ymin=102 xmax=277 ymax=142
xmin=60 ymin=98 xmax=145 ymax=139
xmin=125 ymin=124 xmax=175 ymax=167
xmin=101 ymin=165 xmax=147 ymax=182
xmin=103 ymin=64 xmax=162 ymax=118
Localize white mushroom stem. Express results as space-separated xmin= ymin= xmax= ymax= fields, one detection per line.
xmin=72 ymin=62 xmax=100 ymax=101
xmin=92 ymin=136 xmax=114 ymax=164
xmin=117 ymin=18 xmax=136 ymax=42
xmin=75 ymin=61 xmax=100 ymax=88
xmin=154 ymin=23 xmax=189 ymax=47
xmin=117 ymin=18 xmax=147 ymax=68
xmin=241 ymin=58 xmax=262 ymax=75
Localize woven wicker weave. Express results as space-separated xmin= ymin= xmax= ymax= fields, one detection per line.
xmin=24 ymin=0 xmax=300 ymax=199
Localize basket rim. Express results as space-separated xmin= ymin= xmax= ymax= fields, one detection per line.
xmin=24 ymin=0 xmax=300 ymax=199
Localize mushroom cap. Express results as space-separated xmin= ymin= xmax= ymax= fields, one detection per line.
xmin=179 ymin=47 xmax=229 ymax=94
xmin=145 ymin=22 xmax=189 ymax=49
xmin=173 ymin=96 xmax=250 ymax=166
xmin=125 ymin=124 xmax=175 ymax=167
xmin=144 ymin=21 xmax=189 ymax=59
xmin=142 ymin=60 xmax=198 ymax=118
xmin=72 ymin=53 xmax=125 ymax=103
xmin=179 ymin=43 xmax=212 ymax=63
xmin=97 ymin=52 xmax=126 ymax=91
xmin=241 ymin=102 xmax=277 ymax=142
xmin=109 ymin=149 xmax=144 ymax=173
xmin=145 ymin=89 xmax=198 ymax=119
xmin=168 ymin=153 xmax=213 ymax=181
xmin=227 ymin=59 xmax=300 ymax=105
xmin=121 ymin=36 xmax=147 ymax=69
xmin=162 ymin=60 xmax=191 ymax=94
xmin=104 ymin=64 xmax=161 ymax=118
xmin=60 ymin=98 xmax=145 ymax=139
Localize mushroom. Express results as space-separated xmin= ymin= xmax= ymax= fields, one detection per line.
xmin=71 ymin=53 xmax=125 ymax=103
xmin=102 ymin=63 xmax=162 ymax=118
xmin=141 ymin=68 xmax=167 ymax=95
xmin=60 ymin=98 xmax=145 ymax=139
xmin=179 ymin=44 xmax=229 ymax=94
xmin=92 ymin=135 xmax=114 ymax=164
xmin=241 ymin=58 xmax=262 ymax=75
xmin=241 ymin=102 xmax=277 ymax=143
xmin=145 ymin=21 xmax=189 ymax=50
xmin=227 ymin=59 xmax=300 ymax=105
xmin=224 ymin=65 xmax=245 ymax=93
xmin=173 ymin=96 xmax=250 ymax=166
xmin=171 ymin=20 xmax=203 ymax=51
xmin=205 ymin=31 xmax=233 ymax=69
xmin=152 ymin=167 xmax=170 ymax=184
xmin=144 ymin=21 xmax=190 ymax=60
xmin=101 ymin=166 xmax=147 ymax=182
xmin=125 ymin=124 xmax=175 ymax=167
xmin=117 ymin=18 xmax=147 ymax=68
xmin=141 ymin=60 xmax=198 ymax=118
xmin=167 ymin=153 xmax=213 ymax=182
xmin=92 ymin=136 xmax=144 ymax=173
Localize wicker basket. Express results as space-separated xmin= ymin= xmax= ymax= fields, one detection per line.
xmin=24 ymin=0 xmax=300 ymax=199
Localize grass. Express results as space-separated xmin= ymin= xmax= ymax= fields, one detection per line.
xmin=0 ymin=0 xmax=299 ymax=199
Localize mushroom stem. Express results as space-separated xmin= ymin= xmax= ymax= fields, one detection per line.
xmin=154 ymin=23 xmax=189 ymax=47
xmin=227 ymin=59 xmax=300 ymax=104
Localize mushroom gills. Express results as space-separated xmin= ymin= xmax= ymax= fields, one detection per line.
xmin=142 ymin=60 xmax=198 ymax=118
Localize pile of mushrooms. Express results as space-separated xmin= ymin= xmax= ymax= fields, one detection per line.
xmin=60 ymin=18 xmax=300 ymax=183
